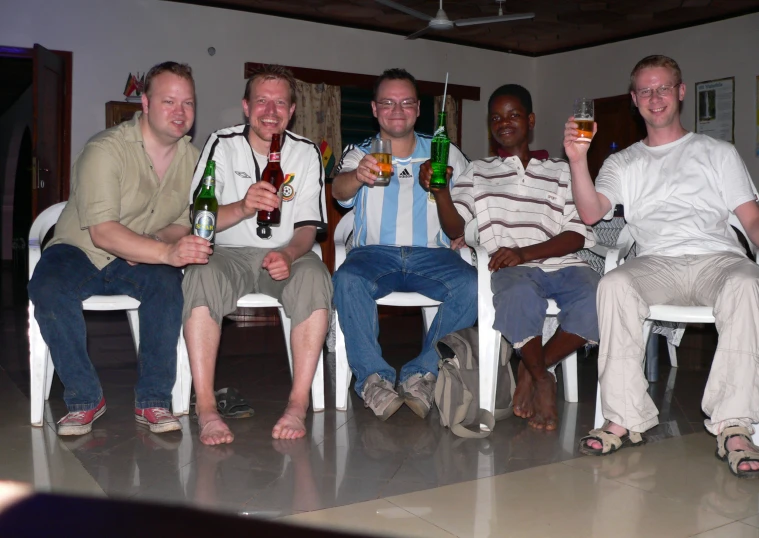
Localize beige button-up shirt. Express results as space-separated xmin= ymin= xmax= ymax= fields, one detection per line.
xmin=49 ymin=112 xmax=199 ymax=269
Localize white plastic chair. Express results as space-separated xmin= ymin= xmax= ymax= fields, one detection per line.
xmin=28 ymin=202 xmax=189 ymax=426
xmin=333 ymin=210 xmax=469 ymax=411
xmin=464 ymin=219 xmax=580 ymax=424
xmin=593 ymin=214 xmax=759 ymax=444
xmin=176 ymin=242 xmax=326 ymax=414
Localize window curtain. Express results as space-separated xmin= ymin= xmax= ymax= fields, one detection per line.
xmin=433 ymin=95 xmax=459 ymax=146
xmin=291 ymin=80 xmax=342 ymax=177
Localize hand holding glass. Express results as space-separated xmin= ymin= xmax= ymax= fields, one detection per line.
xmin=370 ymin=139 xmax=392 ymax=187
xmin=573 ymin=98 xmax=594 ymax=143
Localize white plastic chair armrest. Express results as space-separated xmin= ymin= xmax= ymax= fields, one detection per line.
xmin=29 ymin=242 xmax=42 ymax=281
xmin=464 ymin=219 xmax=479 ymax=247
xmin=334 ymin=211 xmax=355 ymax=271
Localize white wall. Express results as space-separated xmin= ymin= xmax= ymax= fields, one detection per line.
xmin=0 ymin=0 xmax=534 ymax=161
xmin=533 ymin=12 xmax=759 ymax=180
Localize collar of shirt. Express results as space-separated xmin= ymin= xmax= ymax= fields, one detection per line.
xmin=496 ymin=147 xmax=549 ymax=161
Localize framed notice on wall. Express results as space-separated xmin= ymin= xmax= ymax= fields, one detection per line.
xmin=695 ymin=77 xmax=735 ymax=143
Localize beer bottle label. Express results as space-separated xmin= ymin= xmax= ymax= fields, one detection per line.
xmin=202 ymin=176 xmax=215 ymax=188
xmin=433 ymin=125 xmax=446 ymax=137
xmin=193 ymin=210 xmax=216 ymax=241
xmin=269 ymin=152 xmax=281 ymax=163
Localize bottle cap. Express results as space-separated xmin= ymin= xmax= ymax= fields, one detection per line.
xmin=256 ymin=225 xmax=272 ymax=239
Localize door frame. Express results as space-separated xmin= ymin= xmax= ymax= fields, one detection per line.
xmin=0 ymin=45 xmax=72 ymax=199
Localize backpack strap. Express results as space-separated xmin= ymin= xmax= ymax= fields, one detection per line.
xmin=450 ymin=409 xmax=496 ymax=438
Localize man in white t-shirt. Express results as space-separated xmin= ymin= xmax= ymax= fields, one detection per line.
xmin=332 ymin=69 xmax=477 ymax=422
xmin=565 ymin=55 xmax=759 ymax=478
xmin=183 ymin=65 xmax=331 ymax=446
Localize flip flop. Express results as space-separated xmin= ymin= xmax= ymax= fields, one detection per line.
xmin=190 ymin=388 xmax=255 ymax=420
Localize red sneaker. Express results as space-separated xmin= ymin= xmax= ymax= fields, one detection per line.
xmin=57 ymin=398 xmax=106 ymax=436
xmin=135 ymin=407 xmax=181 ymax=433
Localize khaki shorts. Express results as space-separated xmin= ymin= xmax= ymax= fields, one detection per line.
xmin=182 ymin=246 xmax=332 ymax=328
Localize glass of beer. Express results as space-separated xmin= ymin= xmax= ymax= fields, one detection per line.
xmin=573 ymin=97 xmax=594 ymax=143
xmin=370 ymin=138 xmax=393 ymax=187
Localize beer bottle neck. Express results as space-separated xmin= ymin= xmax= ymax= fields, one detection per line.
xmin=201 ymin=176 xmax=215 ymax=193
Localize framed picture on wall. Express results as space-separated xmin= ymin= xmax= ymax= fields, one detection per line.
xmin=695 ymin=77 xmax=734 ymax=144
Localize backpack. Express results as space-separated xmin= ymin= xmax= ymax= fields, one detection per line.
xmin=434 ymin=327 xmax=515 ymax=438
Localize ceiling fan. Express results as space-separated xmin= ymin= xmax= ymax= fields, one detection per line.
xmin=375 ymin=0 xmax=535 ymax=40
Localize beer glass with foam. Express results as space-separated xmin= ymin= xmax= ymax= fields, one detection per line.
xmin=573 ymin=97 xmax=594 ymax=143
xmin=370 ymin=138 xmax=393 ymax=187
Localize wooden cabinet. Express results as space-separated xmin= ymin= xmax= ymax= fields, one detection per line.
xmin=105 ymin=101 xmax=142 ymax=128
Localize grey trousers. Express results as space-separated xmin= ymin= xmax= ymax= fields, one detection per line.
xmin=182 ymin=246 xmax=332 ymax=328
xmin=597 ymin=252 xmax=759 ymax=435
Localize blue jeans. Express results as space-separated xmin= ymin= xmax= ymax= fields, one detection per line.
xmin=27 ymin=244 xmax=183 ymax=411
xmin=491 ymin=265 xmax=600 ymax=348
xmin=333 ymin=245 xmax=478 ymax=397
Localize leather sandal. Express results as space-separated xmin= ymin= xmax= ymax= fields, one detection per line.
xmin=579 ymin=424 xmax=645 ymax=456
xmin=715 ymin=426 xmax=759 ymax=479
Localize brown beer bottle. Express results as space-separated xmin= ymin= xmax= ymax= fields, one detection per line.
xmin=256 ymin=133 xmax=284 ymax=239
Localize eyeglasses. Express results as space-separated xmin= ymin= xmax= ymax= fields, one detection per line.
xmin=635 ymin=83 xmax=681 ymax=99
xmin=375 ymin=99 xmax=418 ymax=110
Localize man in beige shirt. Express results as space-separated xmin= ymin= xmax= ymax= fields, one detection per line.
xmin=28 ymin=62 xmax=211 ymax=437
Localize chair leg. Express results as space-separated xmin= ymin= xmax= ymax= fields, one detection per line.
xmin=667 ymin=342 xmax=678 ymax=368
xmin=478 ymin=322 xmax=501 ymax=419
xmin=421 ymin=306 xmax=438 ymax=334
xmin=126 ymin=309 xmax=140 ymax=353
xmin=562 ymin=352 xmax=578 ymax=403
xmin=172 ymin=327 xmax=192 ymax=416
xmin=278 ymin=308 xmax=295 ymax=378
xmin=644 ymin=322 xmax=658 ymax=383
xmin=334 ymin=311 xmax=352 ymax=411
xmin=29 ymin=304 xmax=48 ymax=427
xmin=277 ymin=307 xmax=324 ymax=411
xmin=312 ymin=350 xmax=325 ymax=412
xmin=594 ymin=381 xmax=604 ymax=429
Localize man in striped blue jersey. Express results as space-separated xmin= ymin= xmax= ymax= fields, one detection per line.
xmin=332 ymin=69 xmax=477 ymax=421
xmin=426 ymin=84 xmax=599 ymax=431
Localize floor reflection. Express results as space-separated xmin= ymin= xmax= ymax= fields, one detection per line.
xmin=1 ymin=264 xmax=721 ymax=520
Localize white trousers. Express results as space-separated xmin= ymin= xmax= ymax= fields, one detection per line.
xmin=597 ymin=252 xmax=759 ymax=435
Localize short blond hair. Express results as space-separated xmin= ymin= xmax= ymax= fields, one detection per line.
xmin=144 ymin=61 xmax=194 ymax=97
xmin=629 ymin=55 xmax=682 ymax=92
xmin=243 ymin=64 xmax=297 ymax=103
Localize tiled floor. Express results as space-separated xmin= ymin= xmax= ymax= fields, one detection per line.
xmin=1 ymin=265 xmax=757 ymax=537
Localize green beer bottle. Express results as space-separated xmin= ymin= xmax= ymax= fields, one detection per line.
xmin=429 ymin=111 xmax=450 ymax=189
xmin=192 ymin=160 xmax=218 ymax=246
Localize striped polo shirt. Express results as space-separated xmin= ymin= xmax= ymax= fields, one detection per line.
xmin=335 ymin=132 xmax=469 ymax=248
xmin=452 ymin=155 xmax=595 ymax=271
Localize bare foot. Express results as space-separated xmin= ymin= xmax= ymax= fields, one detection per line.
xmin=726 ymin=434 xmax=759 ymax=472
xmin=272 ymin=437 xmax=309 ymax=458
xmin=198 ymin=411 xmax=234 ymax=445
xmin=528 ymin=376 xmax=558 ymax=431
xmin=272 ymin=402 xmax=307 ymax=440
xmin=513 ymin=361 xmax=535 ymax=419
xmin=583 ymin=421 xmax=627 ymax=451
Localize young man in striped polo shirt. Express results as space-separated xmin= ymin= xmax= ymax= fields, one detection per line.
xmin=332 ymin=69 xmax=478 ymax=421
xmin=424 ymin=84 xmax=600 ymax=430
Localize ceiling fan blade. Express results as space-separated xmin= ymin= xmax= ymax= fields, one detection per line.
xmin=406 ymin=25 xmax=433 ymax=40
xmin=375 ymin=0 xmax=433 ymax=21
xmin=454 ymin=12 xmax=535 ymax=27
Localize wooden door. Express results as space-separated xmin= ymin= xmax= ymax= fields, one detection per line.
xmin=32 ymin=43 xmax=67 ymax=219
xmin=587 ymin=93 xmax=646 ymax=180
